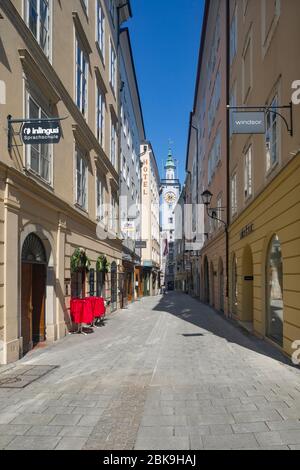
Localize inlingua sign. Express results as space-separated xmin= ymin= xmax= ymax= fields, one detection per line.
xmin=21 ymin=121 xmax=61 ymax=145
xmin=231 ymin=111 xmax=266 ymax=134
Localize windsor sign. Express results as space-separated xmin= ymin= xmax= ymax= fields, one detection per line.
xmin=21 ymin=120 xmax=61 ymax=145
xmin=231 ymin=111 xmax=266 ymax=134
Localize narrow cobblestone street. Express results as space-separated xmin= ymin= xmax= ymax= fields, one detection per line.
xmin=0 ymin=293 xmax=300 ymax=450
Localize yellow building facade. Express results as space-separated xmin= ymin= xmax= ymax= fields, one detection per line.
xmin=228 ymin=0 xmax=300 ymax=356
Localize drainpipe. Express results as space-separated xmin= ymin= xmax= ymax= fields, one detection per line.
xmin=226 ymin=0 xmax=230 ymax=313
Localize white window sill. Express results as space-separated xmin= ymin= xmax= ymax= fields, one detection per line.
xmin=95 ymin=41 xmax=105 ymax=66
xmin=25 ymin=168 xmax=53 ymax=190
xmin=75 ymin=203 xmax=88 ymax=215
xmin=266 ymin=160 xmax=279 ymax=179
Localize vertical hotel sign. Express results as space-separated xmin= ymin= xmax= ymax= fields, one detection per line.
xmin=142 ymin=157 xmax=149 ymax=196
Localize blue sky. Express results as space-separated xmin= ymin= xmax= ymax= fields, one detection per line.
xmin=126 ymin=0 xmax=205 ymax=184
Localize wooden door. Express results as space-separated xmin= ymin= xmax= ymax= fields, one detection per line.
xmin=21 ymin=263 xmax=33 ymax=354
xmin=32 ymin=264 xmax=46 ymax=345
xmin=127 ymin=272 xmax=133 ymax=303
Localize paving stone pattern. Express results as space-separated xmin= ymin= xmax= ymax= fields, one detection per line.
xmin=0 ymin=293 xmax=300 ymax=450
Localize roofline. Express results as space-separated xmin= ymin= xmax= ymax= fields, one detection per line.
xmin=185 ymin=0 xmax=210 ymax=171
xmin=128 ymin=0 xmax=133 ymax=18
xmin=118 ymin=0 xmax=133 ymax=21
xmin=185 ymin=112 xmax=193 ymax=172
xmin=141 ymin=141 xmax=160 ymax=183
xmin=192 ymin=0 xmax=210 ymax=112
xmin=120 ymin=27 xmax=146 ymax=139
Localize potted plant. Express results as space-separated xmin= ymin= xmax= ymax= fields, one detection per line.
xmin=71 ymin=248 xmax=91 ymax=273
xmin=96 ymin=254 xmax=110 ymax=274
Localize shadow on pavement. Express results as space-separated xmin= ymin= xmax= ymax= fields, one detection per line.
xmin=153 ymin=292 xmax=300 ymax=372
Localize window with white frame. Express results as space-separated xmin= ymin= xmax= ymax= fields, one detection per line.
xmin=110 ymin=194 xmax=117 ymax=232
xmin=82 ymin=0 xmax=88 ymax=14
xmin=76 ymin=38 xmax=88 ymax=116
xmin=231 ymin=173 xmax=237 ymax=216
xmin=109 ymin=40 xmax=117 ymax=94
xmin=123 ymin=116 xmax=127 ymax=136
xmin=26 ymin=94 xmax=52 ymax=183
xmin=122 ymin=155 xmax=126 ymax=180
xmin=208 ymin=128 xmax=221 ymax=185
xmin=76 ymin=148 xmax=88 ymax=210
xmin=266 ymin=95 xmax=279 ymax=172
xmin=127 ymin=166 xmax=130 ymax=188
xmin=110 ymin=119 xmax=116 ymax=167
xmin=109 ymin=0 xmax=116 ymax=26
xmin=120 ymin=104 xmax=124 ymax=124
xmin=244 ymin=145 xmax=252 ymax=199
xmin=96 ymin=87 xmax=105 ymax=146
xmin=208 ymin=70 xmax=221 ymax=134
xmin=26 ymin=0 xmax=51 ymax=57
xmin=230 ymin=5 xmax=237 ymax=65
xmin=96 ymin=173 xmax=104 ymax=220
xmin=96 ymin=0 xmax=105 ymax=58
xmin=127 ymin=131 xmax=131 ymax=149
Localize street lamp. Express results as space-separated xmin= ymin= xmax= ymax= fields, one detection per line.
xmin=201 ymin=189 xmax=229 ymax=299
xmin=201 ymin=190 xmax=213 ymax=207
xmin=201 ymin=190 xmax=227 ymax=230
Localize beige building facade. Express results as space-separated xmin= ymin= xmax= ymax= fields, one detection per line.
xmin=186 ymin=0 xmax=228 ymax=313
xmin=0 ymin=0 xmax=131 ymax=364
xmin=228 ymin=0 xmax=300 ymax=356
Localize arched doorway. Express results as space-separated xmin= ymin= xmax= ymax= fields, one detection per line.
xmin=21 ymin=233 xmax=47 ymax=355
xmin=219 ymin=258 xmax=224 ymax=313
xmin=210 ymin=261 xmax=215 ymax=308
xmin=266 ymin=235 xmax=284 ymax=346
xmin=242 ymin=245 xmax=253 ymax=323
xmin=111 ymin=262 xmax=118 ymax=312
xmin=203 ymin=257 xmax=209 ymax=304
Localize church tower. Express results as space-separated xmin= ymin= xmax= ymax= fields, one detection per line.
xmin=160 ymin=149 xmax=181 ymax=289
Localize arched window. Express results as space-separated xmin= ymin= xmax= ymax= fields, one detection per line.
xmin=22 ymin=233 xmax=46 ymax=264
xmin=266 ymin=235 xmax=284 ymax=346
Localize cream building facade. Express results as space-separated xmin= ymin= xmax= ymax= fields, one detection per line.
xmin=0 ymin=0 xmax=131 ymax=364
xmin=119 ymin=27 xmax=145 ymax=307
xmin=140 ymin=142 xmax=160 ymax=296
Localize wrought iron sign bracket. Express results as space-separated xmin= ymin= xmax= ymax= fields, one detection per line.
xmin=7 ymin=115 xmax=68 ymax=152
xmin=227 ymin=102 xmax=294 ymax=137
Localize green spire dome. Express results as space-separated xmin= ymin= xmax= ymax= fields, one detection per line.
xmin=165 ymin=148 xmax=176 ymax=169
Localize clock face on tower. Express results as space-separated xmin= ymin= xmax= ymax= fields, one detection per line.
xmin=164 ymin=192 xmax=176 ymax=204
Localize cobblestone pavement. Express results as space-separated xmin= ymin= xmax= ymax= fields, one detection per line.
xmin=0 ymin=293 xmax=300 ymax=450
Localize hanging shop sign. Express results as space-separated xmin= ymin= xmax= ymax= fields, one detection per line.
xmin=231 ymin=112 xmax=266 ymax=134
xmin=228 ymin=102 xmax=293 ymax=137
xmin=21 ymin=120 xmax=62 ymax=145
xmin=135 ymin=241 xmax=147 ymax=249
xmin=7 ymin=115 xmax=67 ymax=152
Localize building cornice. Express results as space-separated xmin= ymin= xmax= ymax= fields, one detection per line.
xmin=72 ymin=12 xmax=92 ymax=54
xmin=0 ymin=162 xmax=122 ymax=250
xmin=18 ymin=49 xmax=60 ymax=105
